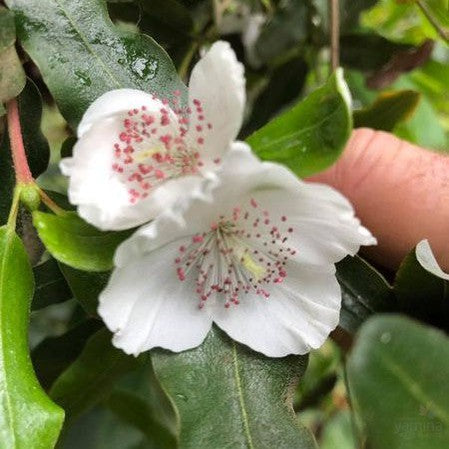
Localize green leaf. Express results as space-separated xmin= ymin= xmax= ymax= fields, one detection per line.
xmin=0 ymin=7 xmax=26 ymax=108
xmin=50 ymin=328 xmax=139 ymax=421
xmin=421 ymin=0 xmax=449 ymax=29
xmin=354 ymin=90 xmax=420 ymax=131
xmin=32 ymin=211 xmax=132 ymax=272
xmin=361 ymin=0 xmax=438 ymax=45
xmin=152 ymin=326 xmax=317 ymax=449
xmin=394 ymin=248 xmax=449 ymax=330
xmin=0 ymin=7 xmax=16 ymax=51
xmin=6 ymin=0 xmax=186 ymax=128
xmin=0 ymin=79 xmax=50 ymax=223
xmin=0 ymin=225 xmax=64 ymax=448
xmin=347 ymin=315 xmax=449 ymax=449
xmin=32 ymin=319 xmax=102 ymax=390
xmin=33 ymin=258 xmax=72 ymax=310
xmin=393 ymin=76 xmax=448 ymax=150
xmin=60 ymin=264 xmax=110 ymax=315
xmin=247 ymin=69 xmax=352 ymax=178
xmin=107 ymin=391 xmax=176 ymax=448
xmin=409 ymin=60 xmax=449 ymax=121
xmin=107 ymin=357 xmax=177 ymax=449
xmin=336 ymin=255 xmax=394 ymax=334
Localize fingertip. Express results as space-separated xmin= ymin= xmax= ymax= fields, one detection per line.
xmin=307 ymin=128 xmax=449 ymax=271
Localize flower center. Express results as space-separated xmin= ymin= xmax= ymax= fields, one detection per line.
xmin=175 ymin=198 xmax=297 ymax=309
xmin=111 ymin=93 xmax=215 ymax=204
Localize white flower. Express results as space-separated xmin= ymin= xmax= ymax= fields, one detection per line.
xmin=416 ymin=239 xmax=449 ymax=280
xmin=99 ymin=146 xmax=376 ymax=357
xmin=60 ymin=41 xmax=245 ymax=230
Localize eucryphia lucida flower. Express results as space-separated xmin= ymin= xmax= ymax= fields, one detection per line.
xmin=98 ymin=145 xmax=376 ymax=357
xmin=60 ymin=41 xmax=245 ymax=230
xmin=416 ymin=239 xmax=449 ymax=280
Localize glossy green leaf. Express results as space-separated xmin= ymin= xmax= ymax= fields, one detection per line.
xmin=247 ymin=69 xmax=352 ymax=178
xmin=50 ymin=328 xmax=139 ymax=421
xmin=336 ymin=255 xmax=394 ymax=334
xmin=153 ymin=326 xmax=317 ymax=449
xmin=32 ymin=319 xmax=102 ymax=390
xmin=60 ymin=264 xmax=110 ymax=316
xmin=394 ymin=248 xmax=449 ymax=330
xmin=6 ymin=0 xmax=186 ymax=128
xmin=347 ymin=315 xmax=449 ymax=449
xmin=354 ymin=90 xmax=420 ymax=131
xmin=32 ymin=258 xmax=72 ymax=310
xmin=0 ymin=80 xmax=50 ymax=223
xmin=32 ymin=211 xmax=132 ymax=272
xmin=0 ymin=7 xmax=26 ymax=108
xmin=0 ymin=225 xmax=64 ymax=448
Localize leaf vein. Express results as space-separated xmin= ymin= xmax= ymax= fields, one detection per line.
xmin=376 ymin=347 xmax=449 ymax=425
xmin=232 ymin=342 xmax=254 ymax=449
xmin=52 ymin=0 xmax=122 ymax=89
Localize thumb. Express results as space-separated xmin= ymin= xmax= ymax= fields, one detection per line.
xmin=307 ymin=128 xmax=449 ymax=271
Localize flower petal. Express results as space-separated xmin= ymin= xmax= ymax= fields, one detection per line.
xmin=99 ymin=239 xmax=213 ymax=355
xmin=416 ymin=239 xmax=449 ymax=280
xmin=251 ymin=182 xmax=376 ymax=266
xmin=211 ymin=264 xmax=340 ymax=357
xmin=61 ymin=115 xmax=205 ymax=231
xmin=77 ymin=89 xmax=157 ymax=137
xmin=187 ymin=41 xmax=245 ymax=163
xmin=62 ymin=84 xmax=221 ymax=231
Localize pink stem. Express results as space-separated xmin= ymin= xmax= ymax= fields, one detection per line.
xmin=6 ymin=99 xmax=33 ymax=184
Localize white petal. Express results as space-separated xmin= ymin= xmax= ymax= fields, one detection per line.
xmin=62 ymin=101 xmax=207 ymax=231
xmin=416 ymin=239 xmax=449 ymax=280
xmin=252 ymin=182 xmax=376 ymax=266
xmin=99 ymin=239 xmax=213 ymax=355
xmin=77 ymin=89 xmax=157 ymax=137
xmin=211 ymin=264 xmax=340 ymax=357
xmin=187 ymin=41 xmax=245 ymax=163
